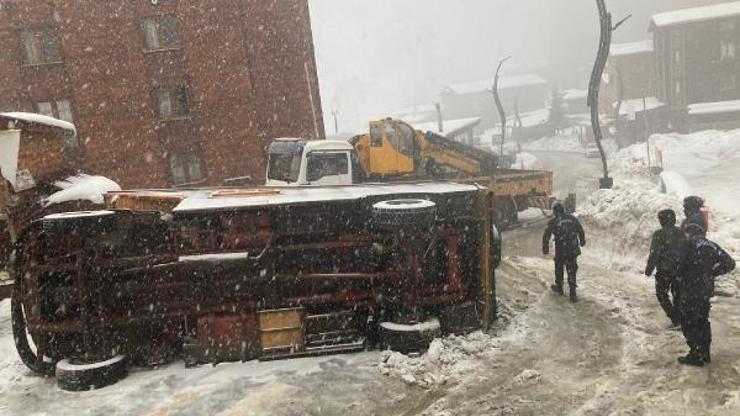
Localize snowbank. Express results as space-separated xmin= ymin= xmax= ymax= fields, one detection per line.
xmin=659 ymin=170 xmax=692 ymax=199
xmin=510 ymin=152 xmax=543 ymax=170
xmin=523 ymin=135 xmax=583 ymax=153
xmin=614 ymin=129 xmax=740 ymax=177
xmin=582 ymin=129 xmax=740 ymax=293
xmin=42 ymin=174 xmax=121 ymax=207
xmin=378 ymin=331 xmax=500 ymax=389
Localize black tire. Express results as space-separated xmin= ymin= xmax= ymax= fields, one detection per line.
xmin=42 ymin=211 xmax=117 ymax=239
xmin=11 ymin=284 xmax=57 ymax=376
xmin=380 ymin=318 xmax=441 ymax=354
xmin=372 ymin=199 xmax=436 ymax=234
xmin=56 ymin=355 xmax=128 ymax=391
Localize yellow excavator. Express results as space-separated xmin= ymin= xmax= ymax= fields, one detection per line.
xmin=266 ymin=118 xmax=554 ymax=227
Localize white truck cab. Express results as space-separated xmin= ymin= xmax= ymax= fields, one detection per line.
xmin=265 ymin=138 xmax=361 ymax=187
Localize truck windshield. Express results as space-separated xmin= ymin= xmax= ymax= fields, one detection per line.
xmin=268 ymin=152 xmax=302 ymax=183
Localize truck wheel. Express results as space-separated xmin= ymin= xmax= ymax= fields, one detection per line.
xmin=11 ymin=287 xmax=57 ymax=376
xmin=43 ymin=211 xmax=117 ymax=239
xmin=380 ymin=318 xmax=441 ymax=354
xmin=56 ymin=355 xmax=128 ymax=391
xmin=372 ymin=199 xmax=436 ymax=234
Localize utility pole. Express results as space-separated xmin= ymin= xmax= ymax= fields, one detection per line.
xmin=588 ymin=0 xmax=630 ymax=189
xmin=331 ymin=109 xmax=339 ymax=135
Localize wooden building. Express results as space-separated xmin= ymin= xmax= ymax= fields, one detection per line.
xmin=651 ymin=2 xmax=740 ymax=130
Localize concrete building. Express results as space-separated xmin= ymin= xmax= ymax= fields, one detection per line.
xmin=0 ymin=0 xmax=324 ymax=188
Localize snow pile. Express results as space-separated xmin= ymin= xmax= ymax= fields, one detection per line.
xmin=613 ymin=129 xmax=740 ymax=176
xmin=378 ymin=331 xmax=500 ymax=389
xmin=42 ymin=174 xmax=121 ymax=207
xmin=524 ymin=135 xmax=583 ymax=153
xmin=659 ymin=170 xmax=693 ymax=199
xmin=580 ymin=179 xmax=681 ymax=241
xmin=510 ymin=152 xmax=543 ymax=170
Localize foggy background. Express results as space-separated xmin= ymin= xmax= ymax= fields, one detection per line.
xmin=309 ymin=0 xmax=728 ymax=133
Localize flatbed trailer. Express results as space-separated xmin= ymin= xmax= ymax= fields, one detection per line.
xmin=12 ymin=182 xmax=501 ymax=390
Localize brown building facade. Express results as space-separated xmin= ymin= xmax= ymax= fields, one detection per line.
xmin=651 ymin=3 xmax=740 ymax=128
xmin=0 ymin=0 xmax=324 ymax=188
xmin=600 ymin=41 xmax=659 ymax=115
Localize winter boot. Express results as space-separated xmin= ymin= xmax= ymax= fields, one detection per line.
xmin=551 ymin=284 xmax=564 ymax=296
xmin=569 ymin=287 xmax=578 ymax=303
xmin=678 ymin=353 xmax=705 ymax=367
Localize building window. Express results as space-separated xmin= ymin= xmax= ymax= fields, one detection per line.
xmin=36 ymin=99 xmax=74 ymax=122
xmin=156 ymin=85 xmax=189 ymax=120
xmin=722 ymin=72 xmax=738 ymax=91
xmin=169 ymin=152 xmax=204 ymax=185
xmin=721 ymin=40 xmax=736 ymax=60
xmin=21 ymin=29 xmax=61 ymax=65
xmin=142 ymin=16 xmax=179 ymax=50
xmin=720 ymin=20 xmax=736 ymax=32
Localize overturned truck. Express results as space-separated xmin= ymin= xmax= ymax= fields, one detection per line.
xmin=12 ymin=182 xmax=501 ymax=390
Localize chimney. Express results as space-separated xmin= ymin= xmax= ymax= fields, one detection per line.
xmin=436 ymin=103 xmax=444 ymax=133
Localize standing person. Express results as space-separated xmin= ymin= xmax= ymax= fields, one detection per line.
xmin=543 ymin=202 xmax=586 ymax=303
xmin=678 ymin=224 xmax=736 ymax=366
xmin=681 ymin=196 xmax=708 ymax=234
xmin=645 ymin=209 xmax=684 ymax=328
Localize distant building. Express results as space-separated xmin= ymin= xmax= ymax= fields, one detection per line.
xmin=440 ymin=74 xmax=548 ymax=132
xmin=0 ymin=0 xmax=324 ymax=189
xmin=563 ymin=89 xmax=588 ymax=115
xmin=651 ymin=2 xmax=740 ymax=131
xmin=412 ymin=117 xmax=481 ymax=146
xmin=601 ymin=40 xmax=659 ymax=115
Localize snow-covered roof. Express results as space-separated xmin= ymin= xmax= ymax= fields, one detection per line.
xmin=651 ymin=2 xmax=740 ymax=29
xmin=173 ymin=183 xmax=480 ymax=213
xmin=610 ymin=40 xmax=654 ymax=57
xmin=614 ymin=97 xmax=666 ymax=116
xmin=412 ymin=117 xmax=481 ymax=136
xmin=444 ymin=74 xmax=548 ymax=95
xmin=563 ymin=89 xmax=588 ymax=101
xmin=304 ymin=140 xmax=354 ymax=152
xmin=688 ymin=99 xmax=740 ymax=116
xmin=0 ymin=112 xmax=76 ymax=135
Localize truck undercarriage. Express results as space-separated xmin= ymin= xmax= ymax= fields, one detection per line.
xmin=12 ymin=183 xmax=498 ymax=390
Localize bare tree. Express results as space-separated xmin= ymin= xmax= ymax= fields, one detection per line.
xmin=588 ymin=0 xmax=630 ymax=189
xmin=489 ymin=56 xmax=511 ymax=156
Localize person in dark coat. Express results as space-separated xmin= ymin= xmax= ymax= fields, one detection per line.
xmin=681 ymin=196 xmax=707 ymax=235
xmin=543 ymin=202 xmax=586 ymax=302
xmin=677 ymin=224 xmax=736 ymax=366
xmin=645 ymin=209 xmax=684 ymax=327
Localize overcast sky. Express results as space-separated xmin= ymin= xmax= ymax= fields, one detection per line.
xmin=308 ymin=0 xmax=727 ymax=133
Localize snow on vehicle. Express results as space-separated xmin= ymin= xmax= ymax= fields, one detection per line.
xmin=12 ymin=180 xmax=502 ymax=390
xmin=266 ymin=118 xmax=556 ymax=228
xmin=0 ymin=113 xmax=106 ymax=300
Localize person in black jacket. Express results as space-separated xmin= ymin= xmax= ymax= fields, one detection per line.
xmin=543 ymin=202 xmax=586 ymax=302
xmin=681 ymin=196 xmax=708 ymax=235
xmin=645 ymin=209 xmax=684 ymax=327
xmin=678 ymin=224 xmax=736 ymax=366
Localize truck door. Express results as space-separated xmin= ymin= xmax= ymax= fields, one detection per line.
xmin=305 ymin=151 xmax=352 ymax=186
xmin=367 ymin=120 xmax=415 ymax=176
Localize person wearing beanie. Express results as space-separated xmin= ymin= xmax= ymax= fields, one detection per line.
xmin=677 ymin=224 xmax=735 ymax=366
xmin=645 ymin=209 xmax=684 ymax=328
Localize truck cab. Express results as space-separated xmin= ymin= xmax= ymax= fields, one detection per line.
xmin=265 ymin=138 xmax=363 ymax=186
